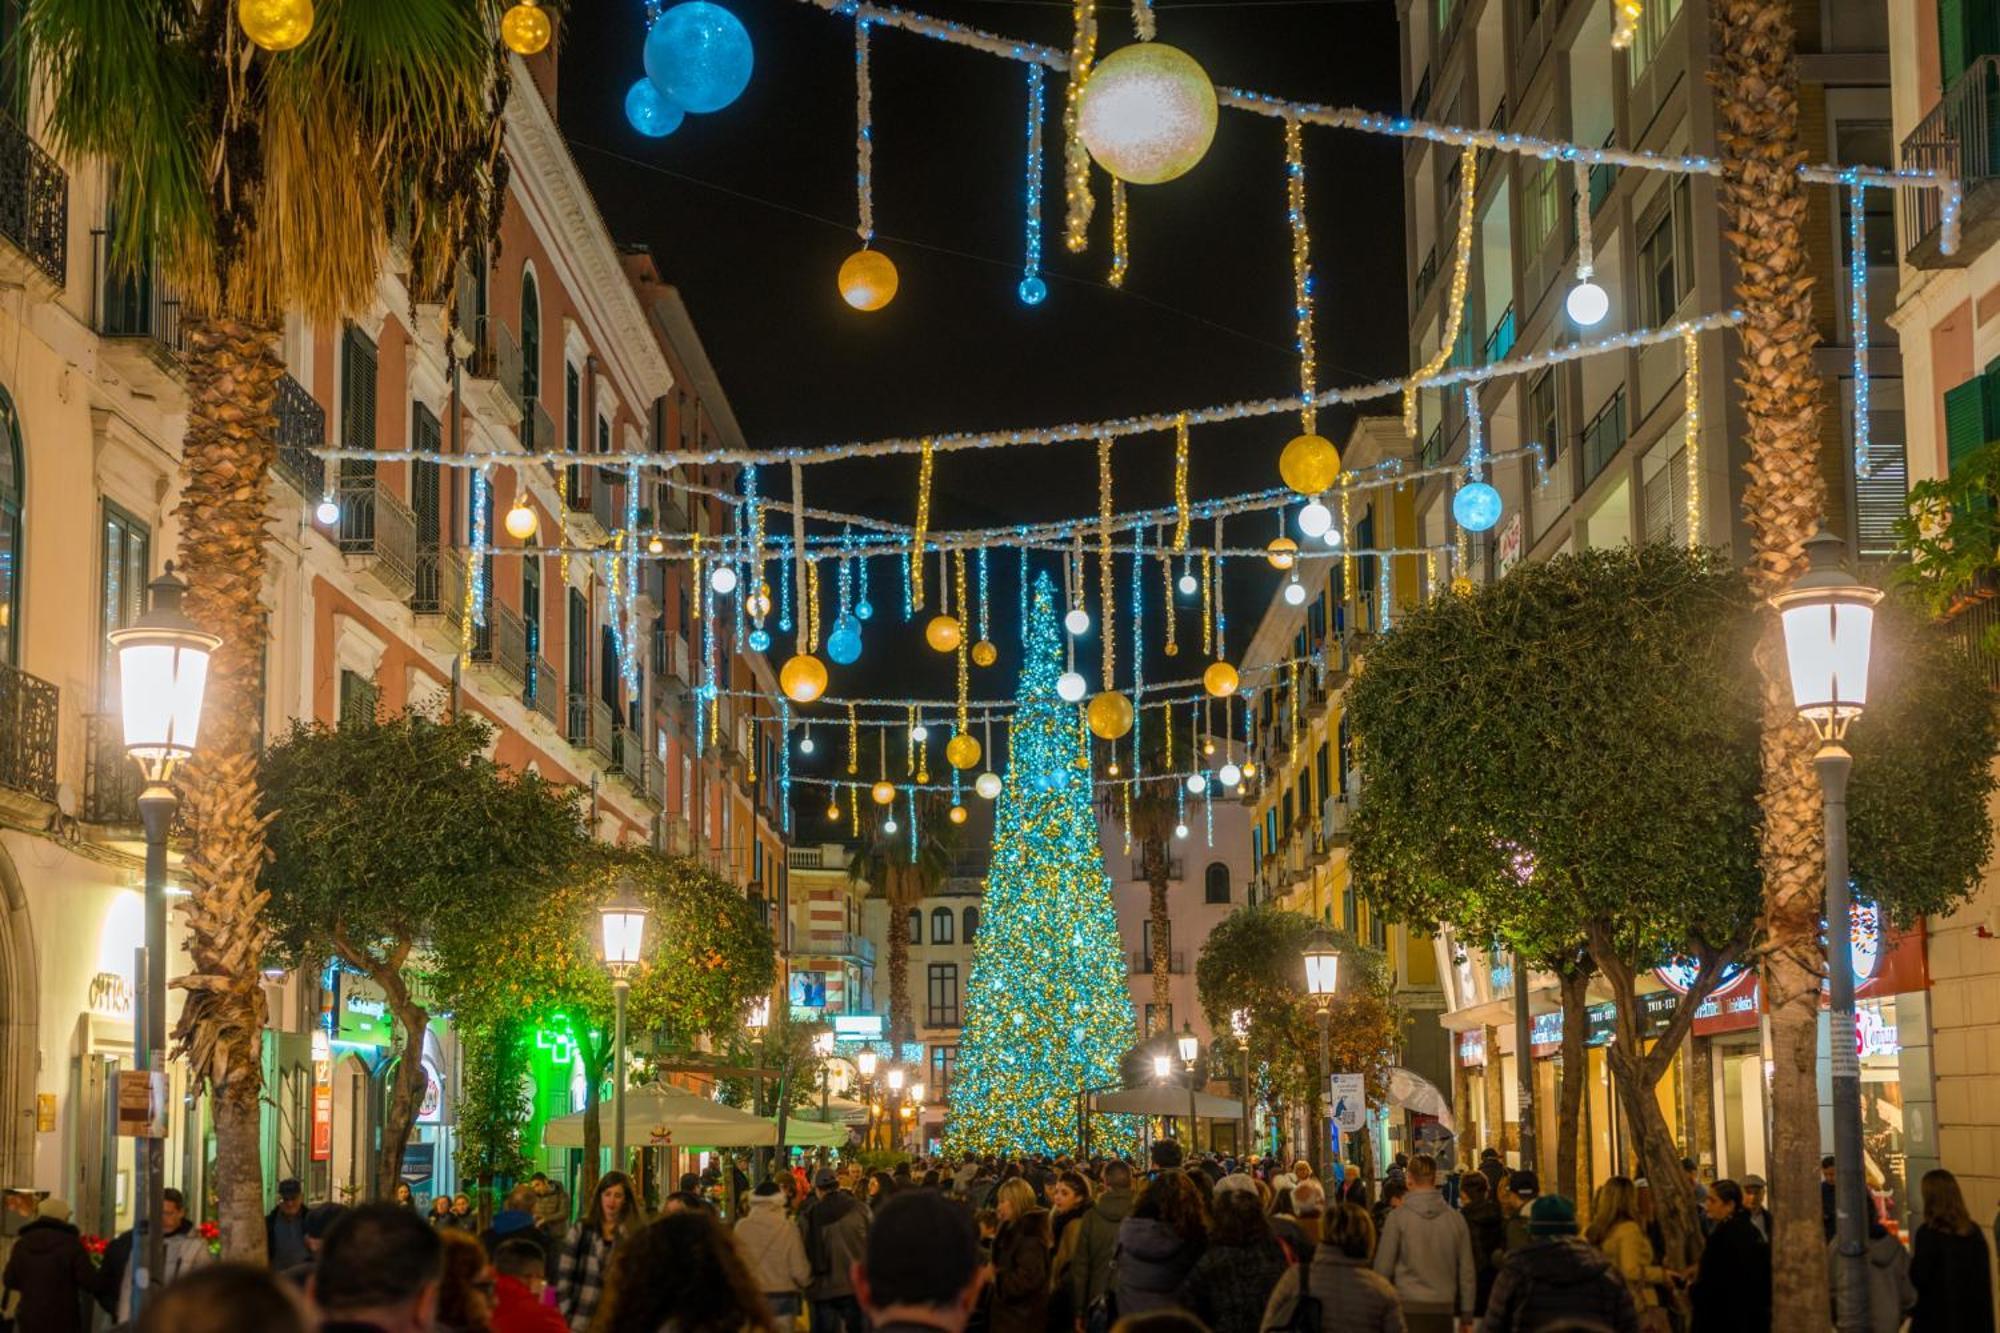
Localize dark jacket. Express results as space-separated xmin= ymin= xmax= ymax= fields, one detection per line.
xmin=1178 ymin=1236 xmax=1289 ymax=1333
xmin=1688 ymin=1210 xmax=1771 ymax=1333
xmin=990 ymin=1209 xmax=1051 ymax=1333
xmin=800 ymin=1189 xmax=870 ymax=1300
xmin=1478 ymin=1160 xmax=1506 ymax=1197
xmin=1458 ymin=1197 xmax=1504 ymax=1313
xmin=1070 ymin=1186 xmax=1135 ymax=1313
xmin=1271 ymin=1215 xmax=1315 ymax=1268
xmin=482 ymin=1209 xmax=552 ymax=1266
xmin=1481 ymin=1236 xmax=1639 ymax=1333
xmin=3 ymin=1217 xmax=94 ymax=1333
xmin=1113 ymin=1215 xmax=1204 ymax=1317
xmin=1911 ymin=1222 xmax=1995 ymax=1333
xmin=1260 ymin=1249 xmax=1405 ymax=1333
xmin=266 ymin=1204 xmax=310 ymax=1270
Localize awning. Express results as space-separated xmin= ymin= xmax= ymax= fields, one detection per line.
xmin=776 ymin=1115 xmax=850 ymax=1148
xmin=1086 ymin=1087 xmax=1246 ymax=1119
xmin=1384 ymin=1066 xmax=1456 ymax=1133
xmin=542 ymin=1084 xmax=778 ymax=1149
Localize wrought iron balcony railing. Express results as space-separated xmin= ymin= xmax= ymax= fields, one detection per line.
xmin=0 ymin=115 xmax=65 ymax=286
xmin=81 ymin=713 xmax=189 ymax=834
xmin=410 ymin=546 xmax=466 ymax=623
xmin=93 ymin=233 xmax=185 ymax=362
xmin=1902 ymin=55 xmax=2000 ymax=266
xmin=0 ymin=662 xmax=57 ymax=804
xmin=272 ymin=373 xmax=326 ymax=498
xmin=336 ymin=474 xmax=419 ymax=595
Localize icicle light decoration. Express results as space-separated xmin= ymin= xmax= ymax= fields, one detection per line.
xmin=912 ymin=439 xmax=934 ymax=610
xmin=1285 ymin=116 xmax=1317 ymax=436
xmin=1404 ymin=144 xmax=1479 ymax=438
xmin=1062 ymin=0 xmax=1098 ymax=252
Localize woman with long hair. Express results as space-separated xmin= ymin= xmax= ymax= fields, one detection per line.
xmin=1177 ymin=1183 xmax=1288 ymax=1333
xmin=1911 ymin=1168 xmax=1993 ymax=1332
xmin=1046 ymin=1170 xmax=1093 ymax=1333
xmin=393 ymin=1181 xmax=417 ymax=1211
xmin=867 ymin=1170 xmax=898 ymax=1214
xmin=596 ymin=1209 xmax=777 ymax=1333
xmin=1113 ymin=1171 xmax=1208 ymax=1316
xmin=1584 ymin=1176 xmax=1669 ymax=1331
xmin=556 ymin=1171 xmax=641 ymax=1333
xmin=434 ymin=1229 xmax=497 ymax=1332
xmin=989 ymin=1178 xmax=1052 ymax=1333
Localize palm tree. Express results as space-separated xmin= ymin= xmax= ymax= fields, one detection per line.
xmin=1713 ymin=0 xmax=1828 ymax=1324
xmin=848 ymin=792 xmax=959 ymax=1047
xmin=25 ymin=0 xmax=511 ymax=1257
xmin=1101 ymin=740 xmax=1177 ymax=1037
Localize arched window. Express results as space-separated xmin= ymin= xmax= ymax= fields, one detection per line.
xmin=963 ymin=906 xmax=979 ymax=942
xmin=906 ymin=910 xmax=921 ymax=945
xmin=930 ymin=906 xmax=955 ymax=945
xmin=520 ymin=269 xmax=541 ymax=404
xmin=1204 ymin=862 xmax=1231 ymax=905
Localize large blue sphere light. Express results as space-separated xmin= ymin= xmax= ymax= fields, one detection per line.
xmin=625 ymin=79 xmax=684 ymax=138
xmin=855 ymin=598 xmax=874 ymax=621
xmin=1018 ymin=276 xmax=1048 ymax=306
xmin=1453 ymin=481 xmax=1504 ymax=533
xmin=644 ymin=2 xmax=754 ymax=115
xmin=826 ymin=616 xmax=864 ymax=666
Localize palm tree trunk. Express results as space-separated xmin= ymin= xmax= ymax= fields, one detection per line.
xmin=170 ymin=314 xmax=283 ymax=1261
xmin=889 ymin=914 xmax=913 ymax=1048
xmin=1712 ymin=2 xmax=1829 ymax=1325
xmin=1147 ymin=856 xmax=1170 ymax=1034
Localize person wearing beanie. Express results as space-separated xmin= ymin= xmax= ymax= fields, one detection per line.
xmin=1482 ymin=1195 xmax=1639 ymax=1333
xmin=2 ymin=1196 xmax=93 ymax=1333
xmin=800 ymin=1165 xmax=870 ymax=1333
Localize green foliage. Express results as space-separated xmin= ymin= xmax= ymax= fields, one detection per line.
xmin=1888 ymin=443 xmax=2000 ymax=621
xmin=714 ymin=1012 xmax=829 ymax=1118
xmin=455 ymin=1017 xmax=534 ymax=1190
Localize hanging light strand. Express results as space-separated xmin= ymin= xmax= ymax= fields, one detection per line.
xmin=855 ymin=17 xmax=875 ymax=243
xmin=1022 ymin=64 xmax=1047 ymax=298
xmin=1573 ymin=161 xmax=1596 ymax=280
xmin=1285 ymin=116 xmax=1317 ymax=436
xmin=1099 ymin=436 xmax=1116 ymax=688
xmin=848 ymin=703 xmax=859 ymax=773
xmin=1172 ymin=413 xmax=1190 ymax=550
xmin=1849 ymin=180 xmax=1873 ymax=482
xmin=1062 ymin=0 xmax=1098 ymax=252
xmin=1200 ymin=549 xmax=1214 ymax=656
xmin=792 ymin=463 xmax=811 ymax=653
xmin=912 ymin=439 xmax=934 ymax=610
xmin=954 ymin=549 xmax=971 ymax=734
xmin=1403 ymin=144 xmax=1480 ymax=438
xmin=1109 ymin=179 xmax=1130 ymax=287
xmin=1160 ymin=547 xmax=1178 ymax=656
xmin=1131 ymin=0 xmax=1155 ymax=40
xmin=1683 ymin=327 xmax=1703 ymax=549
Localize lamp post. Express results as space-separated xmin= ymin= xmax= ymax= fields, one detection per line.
xmin=108 ymin=566 xmax=217 ymax=1312
xmin=746 ymin=995 xmax=773 ymax=1181
xmin=813 ymin=1030 xmax=835 ymax=1118
xmin=909 ymin=1081 xmax=926 ymax=1156
xmin=886 ymin=1066 xmax=906 ymax=1156
xmin=857 ymin=1047 xmax=878 ymax=1149
xmin=1302 ymin=926 xmax=1341 ymax=1176
xmin=597 ymin=883 xmax=650 ymax=1181
xmin=1771 ymin=529 xmax=1882 ymax=1333
xmin=1231 ymin=1009 xmax=1252 ymax=1157
xmin=1176 ymin=1023 xmax=1201 ymax=1150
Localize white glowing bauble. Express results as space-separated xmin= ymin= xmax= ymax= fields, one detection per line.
xmin=1186 ymin=773 xmax=1207 ymax=794
xmin=1322 ymin=525 xmax=1344 ymax=549
xmin=1219 ymin=762 xmax=1242 ymax=787
xmin=1064 ymin=608 xmax=1090 ymax=636
xmin=1076 ymin=43 xmax=1219 ymax=185
xmin=710 ymin=564 xmax=739 ymax=594
xmin=1177 ymin=573 xmax=1198 ymax=596
xmin=975 ymin=771 xmax=1002 ymax=800
xmin=1565 ymin=279 xmax=1609 ymax=327
xmin=1057 ymin=671 xmax=1088 ymax=703
xmin=314 ymin=496 xmax=340 ymax=525
xmin=910 ymin=723 xmax=928 ymax=742
xmin=1297 ymin=501 xmax=1333 ymax=538
xmin=1174 ymin=822 xmax=1189 ymax=839
xmin=883 ymin=817 xmax=899 ymax=834
xmin=1283 ymin=580 xmax=1307 ymax=606
xmin=799 ymin=735 xmax=815 ymax=754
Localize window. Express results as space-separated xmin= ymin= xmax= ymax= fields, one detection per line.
xmin=1528 ymin=370 xmax=1561 ymax=474
xmin=1626 ymin=0 xmax=1682 ymax=80
xmin=338 ymin=667 xmax=377 ymax=726
xmin=1637 ymin=179 xmax=1693 ymax=327
xmin=929 ymin=1045 xmax=958 ymax=1099
xmin=520 ymin=270 xmax=541 ymax=405
xmin=0 ymin=387 xmax=19 ymax=667
xmin=337 ymin=325 xmax=378 ymax=543
xmin=99 ymin=502 xmax=149 ymax=707
xmin=412 ymin=405 xmax=442 ymax=552
xmin=1142 ymin=918 xmax=1170 ymax=962
xmin=931 ymin=906 xmax=955 ymax=945
xmin=1640 ymin=436 xmax=1691 ymax=546
xmin=523 ymin=554 xmax=543 ymax=700
xmin=963 ymin=906 xmax=979 ymax=942
xmin=927 ymin=963 xmax=960 ymax=1027
xmin=1313 ymin=742 xmax=1330 ymax=808
xmin=907 ymin=910 xmax=921 ymax=945
xmin=1204 ymin=862 xmax=1231 ymax=905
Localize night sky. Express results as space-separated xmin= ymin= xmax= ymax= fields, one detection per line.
xmin=555 ymin=0 xmax=1406 ymax=725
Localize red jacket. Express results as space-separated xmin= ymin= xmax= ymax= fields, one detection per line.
xmin=491 ymin=1274 xmax=568 ymax=1333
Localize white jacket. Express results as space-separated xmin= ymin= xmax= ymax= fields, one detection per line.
xmin=735 ymin=1193 xmax=811 ymax=1296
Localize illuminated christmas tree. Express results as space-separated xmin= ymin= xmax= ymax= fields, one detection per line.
xmin=946 ymin=573 xmax=1135 ymax=1155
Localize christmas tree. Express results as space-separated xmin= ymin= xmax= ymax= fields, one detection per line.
xmin=946 ymin=573 xmax=1135 ymax=1155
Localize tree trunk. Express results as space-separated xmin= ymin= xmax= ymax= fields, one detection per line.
xmin=888 ymin=910 xmax=912 ymax=1048
xmin=169 ymin=314 xmax=284 ymax=1261
xmin=375 ymin=983 xmax=430 ymax=1203
xmin=1713 ymin=0 xmax=1830 ymax=1320
xmin=1147 ymin=847 xmax=1170 ymax=1034
xmin=1555 ymin=964 xmax=1592 ymax=1203
xmin=580 ymin=1040 xmax=608 ymax=1206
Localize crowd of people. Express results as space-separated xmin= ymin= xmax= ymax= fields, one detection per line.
xmin=2 ymin=1142 xmax=1991 ymax=1332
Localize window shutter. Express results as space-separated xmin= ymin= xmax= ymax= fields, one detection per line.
xmin=1942 ymin=0 xmax=1968 ymax=85
xmin=1948 ymin=376 xmax=1988 ymax=476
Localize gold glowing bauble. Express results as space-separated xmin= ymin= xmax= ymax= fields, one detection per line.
xmin=1204 ymin=661 xmax=1240 ymax=698
xmin=826 ymin=801 xmax=841 ymax=820
xmin=1107 ymin=761 xmax=1121 ymax=776
xmin=648 ymin=535 xmax=665 ymax=555
xmin=871 ymin=780 xmax=897 ymax=806
xmin=1279 ymin=433 xmax=1342 ymax=496
xmin=839 ymin=249 xmax=899 ymax=312
xmin=779 ymin=654 xmax=828 ymax=703
xmin=504 ymin=500 xmax=538 ymax=541
xmin=746 ymin=585 xmax=772 ymax=619
xmin=1266 ymin=537 xmax=1299 ymax=570
xmin=948 ymin=805 xmax=969 ymax=825
xmin=239 ymin=0 xmax=314 ymax=49
xmin=1451 ymin=576 xmax=1475 ymax=596
xmin=1077 ymin=43 xmax=1219 ymax=185
xmin=1087 ymin=690 xmax=1135 ymax=740
xmin=1164 ymin=641 xmax=1179 ymax=657
xmin=925 ymin=615 xmax=964 ymax=653
xmin=501 ymin=1 xmax=553 ymax=55
xmin=945 ymin=733 xmax=982 ymax=770
xmin=971 ymin=640 xmax=998 ymax=668
xmin=1242 ymin=761 xmax=1257 ymax=778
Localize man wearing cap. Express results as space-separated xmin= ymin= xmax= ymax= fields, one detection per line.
xmin=853 ymin=1190 xmax=986 ymax=1333
xmin=1483 ymin=1195 xmax=1639 ymax=1333
xmin=2 ymin=1197 xmax=92 ymax=1333
xmin=1741 ymin=1175 xmax=1771 ymax=1242
xmin=800 ymin=1165 xmax=870 ymax=1333
xmin=268 ymin=1178 xmax=310 ymax=1270
xmin=1500 ymin=1169 xmax=1538 ymax=1255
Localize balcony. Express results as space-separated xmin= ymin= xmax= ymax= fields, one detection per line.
xmin=565 ymin=691 xmax=592 ymax=751
xmin=410 ymin=547 xmax=466 ymax=655
xmin=461 ymin=312 xmax=523 ymax=425
xmin=1481 ymin=303 xmax=1516 ymax=364
xmin=1321 ymin=794 xmax=1353 ymax=849
xmin=80 ymin=713 xmax=190 ymax=836
xmin=614 ymin=725 xmax=650 ymax=795
xmin=337 ymin=474 xmax=418 ymax=598
xmin=1128 ymin=950 xmax=1187 ymax=976
xmin=1579 ymin=388 xmax=1627 ymax=488
xmin=523 ymin=398 xmax=557 ymax=454
xmin=0 ymin=116 xmax=65 ymax=288
xmin=525 ymin=655 xmax=559 ymax=728
xmin=1129 ymin=856 xmax=1185 ymax=882
xmin=588 ymin=698 xmax=615 ymax=763
xmin=1414 ymin=247 xmax=1439 ymax=307
xmin=468 ymin=600 xmax=529 ymax=690
xmin=272 ymin=373 xmax=326 ymax=499
xmin=1945 ymin=587 xmax=2000 ymax=692
xmin=0 ymin=663 xmax=56 ymax=808
xmin=1902 ymin=56 xmax=2000 ymax=268
xmin=93 ymin=233 xmax=185 ymax=401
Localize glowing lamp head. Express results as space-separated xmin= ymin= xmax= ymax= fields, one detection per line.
xmin=1279 ymin=433 xmax=1342 ymax=496
xmin=1087 ymin=690 xmax=1134 ymax=740
xmin=1772 ymin=530 xmax=1882 ymax=739
xmin=501 ymin=1 xmax=553 ymax=55
xmin=1186 ymin=773 xmax=1207 ymax=794
xmin=504 ymin=498 xmax=539 ymax=541
xmin=1230 ymin=1008 xmax=1250 ymax=1039
xmin=597 ymin=878 xmax=651 ymax=975
xmin=1266 ymin=538 xmax=1299 ymax=570
xmin=1241 ymin=761 xmax=1256 ymax=778
xmin=109 ymin=566 xmax=220 ymax=777
xmin=1565 ymin=278 xmax=1610 ymax=327
xmin=1057 ymin=671 xmax=1089 ymax=703
xmin=1297 ymin=501 xmax=1333 ymax=539
xmin=1019 ymin=276 xmax=1049 ymax=305
xmin=857 ymin=1048 xmax=878 ymax=1078
xmin=813 ymin=1031 xmax=836 ymax=1057
xmin=1151 ymin=1053 xmax=1174 ymax=1080
xmin=798 ymin=733 xmax=815 ymax=755
xmin=839 ymin=248 xmax=899 ymax=311
xmin=1302 ymin=924 xmax=1341 ymax=1001
xmin=883 ymin=816 xmax=899 ymax=834
xmin=909 ymin=1081 xmax=926 ymax=1104
xmin=746 ymin=585 xmax=773 ymax=619
xmin=886 ymin=1067 xmax=906 ymax=1092
xmin=1322 ymin=525 xmax=1344 ymax=549
xmin=1177 ymin=572 xmax=1198 ymax=596
xmin=1077 ymin=43 xmax=1218 ymax=184
xmin=826 ymin=799 xmax=841 ymax=821
xmin=1176 ymin=1024 xmax=1200 ymax=1064
xmin=779 ymin=654 xmax=828 ymax=703
xmin=871 ymin=780 xmax=897 ymax=806
xmin=1283 ymin=578 xmax=1306 ymax=607
xmin=239 ymin=0 xmax=314 ymax=50
xmin=710 ymin=564 xmax=739 ymax=595
xmin=909 ymin=723 xmax=929 ymax=743
xmin=648 ymin=535 xmax=665 ymax=555
xmin=925 ymin=615 xmax=963 ymax=653
xmin=314 ymin=495 xmax=340 ymax=526
xmin=1203 ymin=661 xmax=1239 ymax=698
xmin=745 ymin=995 xmax=771 ymax=1030
xmin=975 ymin=771 xmax=1003 ymax=800
xmin=1064 ymin=607 xmax=1091 ymax=636
xmin=1453 ymin=481 xmax=1503 ymax=533
xmin=1219 ymin=761 xmax=1242 ymax=787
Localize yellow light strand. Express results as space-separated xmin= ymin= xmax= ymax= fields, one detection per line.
xmin=1683 ymin=328 xmax=1702 ymax=549
xmin=1062 ymin=0 xmax=1098 ymax=253
xmin=1286 ymin=115 xmax=1317 ymax=436
xmin=1109 ymin=179 xmax=1130 ymax=287
xmin=1098 ymin=436 xmax=1116 ymax=688
xmin=847 ymin=703 xmax=859 ymax=774
xmin=806 ymin=558 xmax=823 ymax=649
xmin=690 ymin=530 xmax=702 ymax=621
xmin=558 ymin=516 xmax=571 ymax=592
xmin=1288 ymin=659 xmax=1299 ymax=751
xmin=1161 ymin=550 xmax=1178 ymax=656
xmin=1201 ymin=551 xmax=1214 ymax=656
xmin=912 ymin=439 xmax=934 ymax=610
xmin=918 ymin=733 xmax=928 ymax=784
xmin=1122 ymin=782 xmax=1133 ymax=854
xmin=1403 ymin=144 xmax=1480 ymax=438
xmin=460 ymin=545 xmax=476 ymax=667
xmin=954 ymin=549 xmax=971 ymax=733
xmin=1165 ymin=701 xmax=1174 ymax=767
xmin=906 ymin=706 xmax=917 ymax=776
xmin=1172 ymin=414 xmax=1190 ymax=550
xmin=1340 ymin=488 xmax=1355 ymax=604
xmin=1611 ymin=0 xmax=1641 ymax=49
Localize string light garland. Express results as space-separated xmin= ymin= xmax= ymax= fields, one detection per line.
xmin=1062 ymin=0 xmax=1099 ymax=253
xmin=1611 ymin=0 xmax=1641 ymax=49
xmin=855 ymin=17 xmax=875 ymax=244
xmin=1109 ymin=179 xmax=1130 ymax=287
xmin=1131 ymin=0 xmax=1155 ymax=41
xmin=1285 ymin=116 xmax=1317 ymax=437
xmin=1848 ymin=179 xmax=1872 ymax=481
xmin=1200 ymin=548 xmax=1214 ymax=656
xmin=912 ymin=439 xmax=934 ymax=610
xmin=1098 ymin=437 xmax=1116 ymax=687
xmin=1683 ymin=327 xmax=1702 ymax=548
xmin=1021 ymin=65 xmax=1049 ymax=304
xmin=1161 ymin=546 xmax=1178 ymax=657
xmin=792 ymin=464 xmax=812 ymax=652
xmin=1405 ymin=144 xmax=1478 ymax=438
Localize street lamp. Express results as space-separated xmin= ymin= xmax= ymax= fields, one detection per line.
xmin=813 ymin=1030 xmax=835 ymax=1117
xmin=1302 ymin=925 xmax=1341 ymax=1176
xmin=597 ymin=880 xmax=650 ymax=1180
xmin=1176 ymin=1024 xmax=1200 ymax=1148
xmin=1231 ymin=1008 xmax=1252 ymax=1157
xmin=1772 ymin=529 xmax=1882 ymax=1333
xmin=886 ymin=1066 xmax=906 ymax=1155
xmin=857 ymin=1047 xmax=879 ymax=1149
xmin=909 ymin=1081 xmax=927 ymax=1155
xmin=108 ymin=565 xmax=217 ymax=1309
xmin=745 ymin=995 xmax=772 ymax=1179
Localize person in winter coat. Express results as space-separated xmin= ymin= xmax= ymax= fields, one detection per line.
xmin=1047 ymin=1170 xmax=1093 ymax=1333
xmin=1113 ymin=1171 xmax=1208 ymax=1317
xmin=736 ymin=1181 xmax=813 ymax=1320
xmin=482 ymin=1185 xmax=552 ymax=1271
xmin=593 ymin=1209 xmax=779 ymax=1333
xmin=1826 ymin=1220 xmax=1915 ymax=1333
xmin=555 ymin=1170 xmax=640 ymax=1333
xmin=988 ymin=1180 xmax=1051 ymax=1333
xmin=1259 ymin=1202 xmax=1405 ymax=1333
xmin=1455 ymin=1173 xmax=1503 ymax=1316
xmin=1683 ymin=1180 xmax=1769 ymax=1333
xmin=1482 ymin=1196 xmax=1639 ymax=1333
xmin=266 ymin=1178 xmax=311 ymax=1270
xmin=490 ymin=1238 xmax=568 ymax=1333
xmin=800 ymin=1167 xmax=871 ymax=1333
xmin=1910 ymin=1167 xmax=1994 ymax=1333
xmin=1586 ymin=1177 xmax=1670 ymax=1329
xmin=1178 ymin=1183 xmax=1288 ymax=1333
xmin=1371 ymin=1156 xmax=1472 ymax=1333
xmin=2 ymin=1197 xmax=93 ymax=1333
xmin=96 ymin=1186 xmax=214 ymax=1322
xmin=1071 ymin=1160 xmax=1136 ymax=1321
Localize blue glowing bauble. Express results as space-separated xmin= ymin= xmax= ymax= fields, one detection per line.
xmin=826 ymin=616 xmax=863 ymax=666
xmin=1453 ymin=481 xmax=1503 ymax=532
xmin=747 ymin=627 xmax=770 ymax=652
xmin=644 ymin=2 xmax=754 ymax=115
xmin=625 ymin=78 xmax=684 ymax=138
xmin=855 ymin=599 xmax=874 ymax=621
xmin=1033 ymin=767 xmax=1069 ymax=792
xmin=1018 ymin=275 xmax=1048 ymax=306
